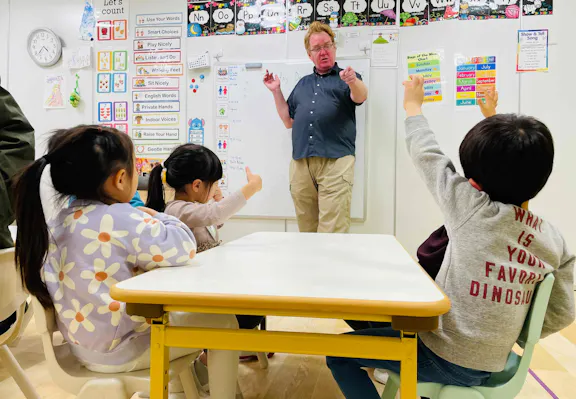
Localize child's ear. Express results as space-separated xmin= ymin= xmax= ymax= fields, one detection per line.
xmin=114 ymin=168 xmax=128 ymax=190
xmin=192 ymin=179 xmax=203 ymax=193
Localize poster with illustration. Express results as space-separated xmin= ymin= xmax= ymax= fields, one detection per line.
xmin=98 ymin=102 xmax=113 ymax=122
xmin=97 ymin=73 xmax=111 ymax=93
xmin=188 ymin=1 xmax=212 ymax=37
xmin=136 ymin=157 xmax=163 ymax=177
xmin=489 ymin=0 xmax=520 ymax=19
xmin=429 ymin=0 xmax=459 ymax=21
xmin=237 ymin=0 xmax=261 ymax=35
xmin=44 ymin=75 xmax=66 ymax=109
xmin=112 ymin=20 xmax=127 ymax=40
xmin=261 ymin=0 xmax=286 ymax=34
xmin=523 ymin=0 xmax=552 ymax=16
xmin=98 ymin=51 xmax=111 ymax=71
xmin=113 ymin=51 xmax=127 ymax=71
xmin=369 ymin=0 xmax=397 ymax=25
xmin=342 ymin=0 xmax=368 ymax=26
xmin=288 ymin=0 xmax=314 ymax=30
xmin=211 ymin=0 xmax=236 ymax=35
xmin=459 ymin=0 xmax=489 ymax=20
xmin=400 ymin=0 xmax=429 ymax=26
xmin=314 ymin=0 xmax=341 ymax=27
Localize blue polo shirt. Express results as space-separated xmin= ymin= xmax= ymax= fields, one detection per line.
xmin=287 ymin=63 xmax=363 ymax=161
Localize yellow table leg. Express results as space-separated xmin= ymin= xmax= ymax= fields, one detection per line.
xmin=400 ymin=332 xmax=418 ymax=399
xmin=150 ymin=314 xmax=169 ymax=399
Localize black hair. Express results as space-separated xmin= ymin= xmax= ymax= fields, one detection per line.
xmin=146 ymin=144 xmax=223 ymax=212
xmin=459 ymin=114 xmax=554 ymax=206
xmin=13 ymin=125 xmax=134 ymax=309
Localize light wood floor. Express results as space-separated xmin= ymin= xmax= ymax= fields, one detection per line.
xmin=1 ymin=306 xmax=575 ymax=399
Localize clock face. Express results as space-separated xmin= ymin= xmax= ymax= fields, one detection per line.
xmin=28 ymin=28 xmax=62 ymax=67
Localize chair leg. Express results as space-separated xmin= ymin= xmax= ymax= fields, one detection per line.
xmin=256 ymin=351 xmax=269 ymax=369
xmin=0 ymin=345 xmax=40 ymax=399
xmin=380 ymin=377 xmax=399 ymax=399
xmin=236 ymin=380 xmax=244 ymax=399
xmin=179 ymin=367 xmax=200 ymax=399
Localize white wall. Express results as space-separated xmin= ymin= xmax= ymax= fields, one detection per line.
xmin=0 ymin=0 xmax=8 ymax=85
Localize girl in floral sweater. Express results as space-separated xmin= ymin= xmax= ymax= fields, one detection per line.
xmin=13 ymin=126 xmax=239 ymax=397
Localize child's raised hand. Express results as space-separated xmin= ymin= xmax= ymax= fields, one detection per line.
xmin=246 ymin=167 xmax=262 ymax=192
xmin=403 ymin=75 xmax=425 ymax=116
xmin=479 ymin=90 xmax=499 ymax=118
xmin=213 ymin=186 xmax=223 ymax=202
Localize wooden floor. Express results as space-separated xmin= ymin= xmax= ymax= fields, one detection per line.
xmin=1 ymin=305 xmax=575 ymax=399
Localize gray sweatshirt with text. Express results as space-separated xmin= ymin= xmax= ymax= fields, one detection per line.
xmin=406 ymin=115 xmax=575 ymax=372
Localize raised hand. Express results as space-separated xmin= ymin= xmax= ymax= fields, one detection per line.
xmin=402 ymin=75 xmax=425 ymax=116
xmin=478 ymin=90 xmax=499 ymax=118
xmin=263 ymin=69 xmax=281 ymax=92
xmin=339 ymin=66 xmax=357 ymax=86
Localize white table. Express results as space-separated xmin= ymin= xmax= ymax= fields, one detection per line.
xmin=111 ymin=232 xmax=450 ymax=399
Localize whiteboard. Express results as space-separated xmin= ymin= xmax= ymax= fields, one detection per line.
xmin=213 ymin=58 xmax=369 ymax=219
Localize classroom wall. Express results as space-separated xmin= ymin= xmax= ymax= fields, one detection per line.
xmin=1 ymin=1 xmax=574 ymax=266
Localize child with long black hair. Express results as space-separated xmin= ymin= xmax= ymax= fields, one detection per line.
xmin=13 ymin=126 xmax=239 ymax=398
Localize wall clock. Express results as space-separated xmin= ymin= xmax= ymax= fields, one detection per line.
xmin=27 ymin=28 xmax=62 ymax=67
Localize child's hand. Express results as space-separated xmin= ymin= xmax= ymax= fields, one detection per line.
xmin=213 ymin=186 xmax=223 ymax=202
xmin=241 ymin=167 xmax=262 ymax=200
xmin=478 ymin=90 xmax=498 ymax=118
xmin=138 ymin=206 xmax=158 ymax=217
xmin=403 ymin=75 xmax=424 ymax=117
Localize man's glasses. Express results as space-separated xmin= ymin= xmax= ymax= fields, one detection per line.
xmin=310 ymin=43 xmax=335 ymax=53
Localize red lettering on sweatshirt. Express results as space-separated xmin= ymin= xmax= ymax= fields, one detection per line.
xmin=470 ymin=280 xmax=480 ymax=296
xmin=514 ymin=207 xmax=526 ymax=223
xmin=486 ymin=262 xmax=495 ymax=277
xmin=507 ymin=246 xmax=517 ymax=262
xmin=505 ymin=289 xmax=513 ymax=304
xmin=498 ymin=266 xmax=507 ymax=282
xmin=492 ymin=286 xmax=502 ymax=302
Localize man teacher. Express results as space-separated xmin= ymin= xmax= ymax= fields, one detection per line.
xmin=264 ymin=22 xmax=367 ymax=233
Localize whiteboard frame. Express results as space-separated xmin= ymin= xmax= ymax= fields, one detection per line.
xmin=213 ymin=57 xmax=369 ymax=222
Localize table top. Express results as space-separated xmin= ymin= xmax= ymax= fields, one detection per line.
xmin=111 ymin=233 xmax=450 ymax=318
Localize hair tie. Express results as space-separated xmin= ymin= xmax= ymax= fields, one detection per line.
xmin=42 ymin=154 xmax=53 ymax=164
xmin=161 ymin=168 xmax=167 ymax=184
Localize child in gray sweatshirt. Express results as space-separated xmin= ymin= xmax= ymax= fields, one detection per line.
xmin=327 ymin=76 xmax=575 ymax=399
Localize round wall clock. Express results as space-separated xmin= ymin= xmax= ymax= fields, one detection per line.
xmin=27 ymin=28 xmax=62 ymax=67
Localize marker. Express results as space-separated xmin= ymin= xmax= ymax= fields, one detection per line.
xmin=246 ymin=63 xmax=262 ymax=69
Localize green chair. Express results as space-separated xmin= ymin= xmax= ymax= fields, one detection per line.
xmin=381 ymin=273 xmax=555 ymax=399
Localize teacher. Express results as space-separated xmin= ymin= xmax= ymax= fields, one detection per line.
xmin=263 ymin=22 xmax=368 ymax=233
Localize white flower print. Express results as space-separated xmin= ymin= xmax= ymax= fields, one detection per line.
xmin=131 ymin=315 xmax=151 ymax=333
xmin=80 ymin=258 xmax=120 ymax=294
xmin=63 ymin=205 xmax=96 ymax=233
xmin=127 ymin=238 xmax=141 ymax=265
xmin=81 ymin=214 xmax=128 ymax=258
xmin=98 ymin=293 xmax=125 ymax=326
xmin=130 ymin=213 xmax=162 ymax=237
xmin=48 ymin=227 xmax=57 ymax=254
xmin=44 ymin=248 xmax=75 ymax=301
xmin=138 ymin=245 xmax=178 ymax=270
xmin=176 ymin=241 xmax=197 ymax=264
xmin=62 ymin=299 xmax=95 ymax=334
xmin=54 ymin=303 xmax=62 ymax=314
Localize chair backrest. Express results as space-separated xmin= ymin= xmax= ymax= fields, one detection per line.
xmin=0 ymin=248 xmax=27 ymax=323
xmin=520 ymin=273 xmax=555 ymax=347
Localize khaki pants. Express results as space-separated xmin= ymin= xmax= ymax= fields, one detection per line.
xmin=290 ymin=155 xmax=355 ymax=233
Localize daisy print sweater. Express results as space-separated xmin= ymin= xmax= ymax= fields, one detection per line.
xmin=44 ymin=200 xmax=197 ymax=366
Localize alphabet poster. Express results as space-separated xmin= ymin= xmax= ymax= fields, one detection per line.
xmin=288 ymin=0 xmax=314 ymax=30
xmin=188 ymin=1 xmax=212 ymax=37
xmin=314 ymin=0 xmax=341 ymax=27
xmin=523 ymin=0 xmax=552 ymax=16
xmin=368 ymin=0 xmax=397 ymax=25
xmin=489 ymin=1 xmax=520 ymax=19
xmin=211 ymin=0 xmax=236 ymax=34
xmin=459 ymin=0 xmax=489 ymax=19
xmin=261 ymin=0 xmax=286 ymax=34
xmin=237 ymin=0 xmax=261 ymax=35
xmin=429 ymin=0 xmax=459 ymax=22
xmin=342 ymin=0 xmax=369 ymax=26
xmin=400 ymin=0 xmax=429 ymax=26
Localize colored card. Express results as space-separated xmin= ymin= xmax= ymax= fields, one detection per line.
xmin=112 ymin=20 xmax=127 ymax=40
xmin=490 ymin=1 xmax=520 ymax=19
xmin=288 ymin=0 xmax=314 ymax=30
xmin=134 ymin=38 xmax=181 ymax=51
xmin=400 ymin=0 xmax=429 ymax=26
xmin=97 ymin=73 xmax=111 ymax=93
xmin=430 ymin=0 xmax=459 ymax=22
xmin=135 ymin=26 xmax=183 ymax=38
xmin=188 ymin=1 xmax=212 ymax=37
xmin=98 ymin=51 xmax=111 ymax=71
xmin=114 ymin=102 xmax=128 ymax=121
xmin=98 ymin=102 xmax=113 ymax=122
xmin=211 ymin=0 xmax=237 ymax=35
xmin=133 ymin=113 xmax=179 ymax=126
xmin=133 ymin=90 xmax=180 ymax=102
xmin=134 ymin=101 xmax=180 ymax=113
xmin=368 ymin=0 xmax=397 ymax=25
xmin=261 ymin=0 xmax=287 ymax=33
xmin=97 ymin=20 xmax=112 ymax=40
xmin=455 ymin=55 xmax=497 ymax=107
xmin=237 ymin=0 xmax=262 ymax=35
xmin=134 ymin=51 xmax=182 ymax=64
xmin=136 ymin=13 xmax=184 ymax=26
xmin=132 ymin=77 xmax=180 ymax=90
xmin=133 ymin=128 xmax=180 ymax=140
xmin=523 ymin=0 xmax=552 ymax=16
xmin=407 ymin=52 xmax=442 ymax=103
xmin=112 ymin=73 xmax=127 ymax=93
xmin=113 ymin=51 xmax=127 ymax=71
xmin=216 ymin=103 xmax=229 ymax=117
xmin=341 ymin=0 xmax=368 ymax=26
xmin=136 ymin=64 xmax=184 ymax=76
xmin=216 ymin=84 xmax=230 ymax=101
xmin=114 ymin=123 xmax=128 ymax=134
xmin=314 ymin=0 xmax=341 ymax=27
xmin=459 ymin=0 xmax=489 ymax=20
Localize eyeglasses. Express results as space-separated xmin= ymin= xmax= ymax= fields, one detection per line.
xmin=309 ymin=43 xmax=335 ymax=53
